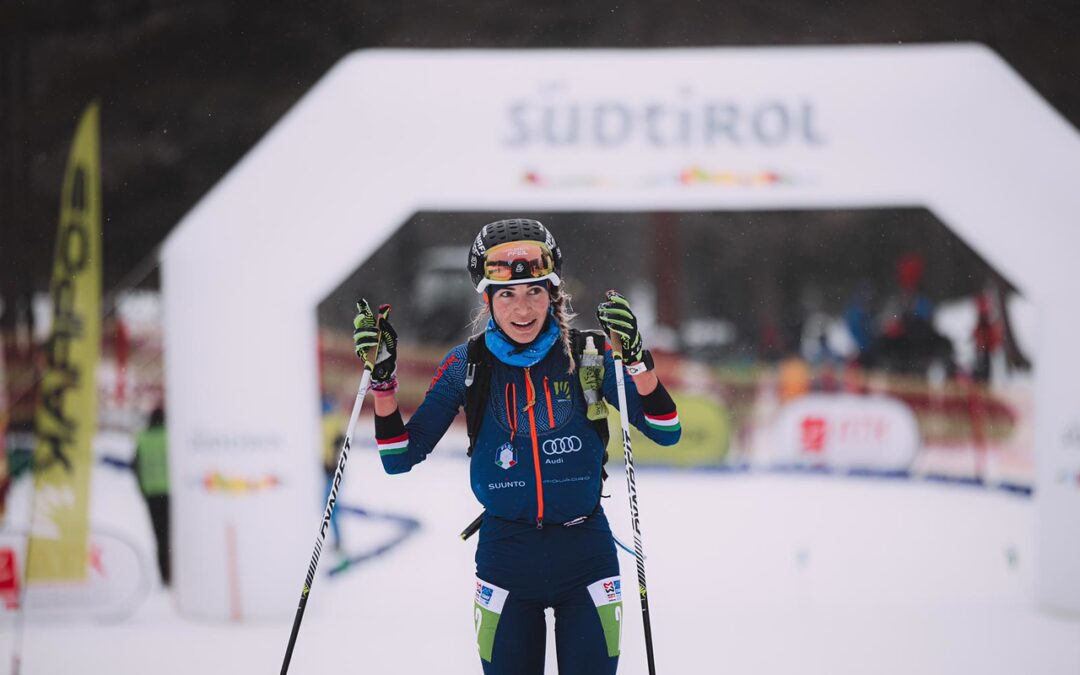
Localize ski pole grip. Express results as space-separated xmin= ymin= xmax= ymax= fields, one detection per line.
xmin=368 ymin=305 xmax=388 ymax=370
xmin=603 ymin=289 xmax=624 ymax=360
xmin=356 ymin=300 xmax=390 ymax=372
xmin=608 ymin=330 xmax=624 ymax=360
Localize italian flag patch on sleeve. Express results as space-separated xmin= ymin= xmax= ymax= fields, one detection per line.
xmin=377 ymin=432 xmax=409 ymax=456
xmin=644 ymin=411 xmax=680 ymax=433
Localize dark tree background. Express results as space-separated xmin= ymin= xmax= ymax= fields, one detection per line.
xmin=2 ymin=0 xmax=1078 ymax=306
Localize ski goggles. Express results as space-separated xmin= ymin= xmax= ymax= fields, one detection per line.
xmin=477 ymin=241 xmax=561 ymax=293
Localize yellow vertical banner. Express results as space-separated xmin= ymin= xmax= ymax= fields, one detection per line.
xmin=28 ymin=102 xmax=102 ymax=583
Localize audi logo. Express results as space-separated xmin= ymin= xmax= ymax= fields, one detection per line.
xmin=542 ymin=436 xmax=582 ymax=455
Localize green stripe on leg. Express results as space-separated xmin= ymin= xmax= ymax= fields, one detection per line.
xmin=474 ymin=604 xmax=501 ymax=662
xmin=596 ymin=602 xmax=623 ymax=657
xmin=473 ymin=577 xmax=509 ymax=663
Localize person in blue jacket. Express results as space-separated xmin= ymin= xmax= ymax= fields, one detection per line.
xmin=353 ymin=219 xmax=680 ymax=675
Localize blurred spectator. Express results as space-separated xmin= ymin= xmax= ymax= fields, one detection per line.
xmin=808 ymin=330 xmax=842 ymax=367
xmin=778 ymin=354 xmax=812 ymax=402
xmin=801 ymin=292 xmax=844 ymax=392
xmin=0 ymin=320 xmax=7 ymax=521
xmin=844 ymin=280 xmax=877 ymax=365
xmin=0 ymin=431 xmax=7 ymax=522
xmin=809 ymin=331 xmax=843 ymax=392
xmin=135 ymin=406 xmax=170 ymax=586
xmin=875 ymin=253 xmax=955 ymax=375
xmin=759 ymin=319 xmax=784 ymax=362
xmin=972 ymin=291 xmax=1003 ymax=383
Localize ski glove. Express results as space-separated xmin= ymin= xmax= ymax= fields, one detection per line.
xmin=353 ymin=299 xmax=398 ymax=389
xmin=596 ymin=290 xmax=644 ymax=363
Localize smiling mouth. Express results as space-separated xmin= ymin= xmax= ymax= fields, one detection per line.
xmin=511 ymin=319 xmax=537 ymax=330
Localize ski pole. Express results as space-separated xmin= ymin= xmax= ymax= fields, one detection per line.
xmin=608 ymin=330 xmax=658 ymax=675
xmin=280 ymin=303 xmax=387 ymax=675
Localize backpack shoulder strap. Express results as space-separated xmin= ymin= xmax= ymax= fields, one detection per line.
xmin=464 ymin=334 xmax=493 ymax=457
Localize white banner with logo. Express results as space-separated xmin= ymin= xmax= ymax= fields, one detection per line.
xmin=769 ymin=394 xmax=920 ymax=472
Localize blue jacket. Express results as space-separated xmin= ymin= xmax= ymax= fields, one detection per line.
xmin=377 ymin=338 xmax=681 ymax=527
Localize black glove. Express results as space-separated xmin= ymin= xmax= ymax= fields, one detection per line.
xmin=353 ymin=299 xmax=397 ymax=387
xmin=596 ymin=290 xmax=644 ymax=363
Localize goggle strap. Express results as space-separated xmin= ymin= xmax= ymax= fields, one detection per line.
xmin=475 ymin=272 xmax=561 ymax=295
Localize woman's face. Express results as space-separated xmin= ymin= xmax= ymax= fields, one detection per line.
xmin=491 ymin=283 xmax=551 ymax=344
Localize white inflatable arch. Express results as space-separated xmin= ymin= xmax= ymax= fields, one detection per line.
xmin=161 ymin=46 xmax=1080 ymax=619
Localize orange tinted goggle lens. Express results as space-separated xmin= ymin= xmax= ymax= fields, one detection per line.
xmin=483 ymin=241 xmax=555 ymax=282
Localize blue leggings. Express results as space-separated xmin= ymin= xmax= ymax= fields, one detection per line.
xmin=474 ymin=516 xmax=622 ymax=675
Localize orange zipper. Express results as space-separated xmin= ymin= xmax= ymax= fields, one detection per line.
xmin=524 ymin=367 xmax=544 ymax=528
xmin=543 ymin=376 xmax=555 ymax=429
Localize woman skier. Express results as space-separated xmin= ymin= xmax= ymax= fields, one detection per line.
xmin=353 ymin=218 xmax=681 ymax=674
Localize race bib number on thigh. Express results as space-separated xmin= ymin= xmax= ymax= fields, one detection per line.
xmin=474 ymin=577 xmax=510 ymax=663
xmin=586 ymin=575 xmax=623 ymax=657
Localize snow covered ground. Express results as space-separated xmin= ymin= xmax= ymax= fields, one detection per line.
xmin=5 ymin=444 xmax=1080 ymax=675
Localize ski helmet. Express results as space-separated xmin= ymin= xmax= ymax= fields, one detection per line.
xmin=467 ymin=219 xmax=563 ymax=293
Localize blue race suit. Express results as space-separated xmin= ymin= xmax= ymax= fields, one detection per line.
xmin=374 ymin=324 xmax=680 ymax=674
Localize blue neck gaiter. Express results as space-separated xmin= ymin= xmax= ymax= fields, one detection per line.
xmin=485 ymin=309 xmax=560 ymax=368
